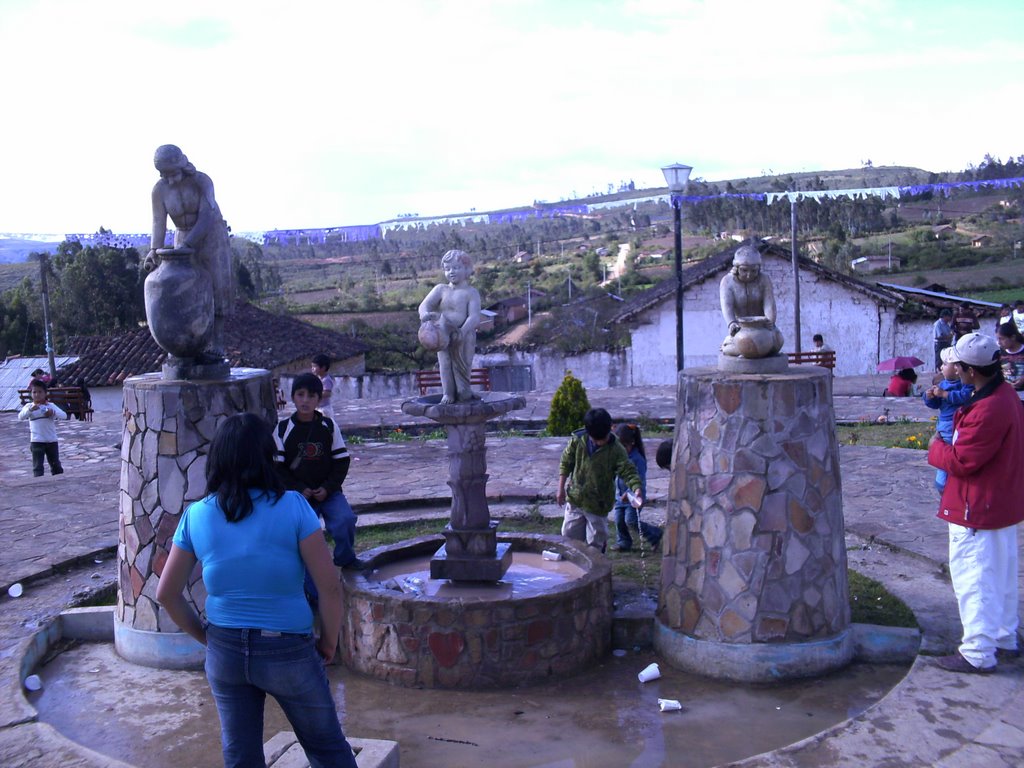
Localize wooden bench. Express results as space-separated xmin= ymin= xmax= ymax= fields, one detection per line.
xmin=786 ymin=350 xmax=836 ymax=371
xmin=18 ymin=386 xmax=94 ymax=421
xmin=415 ymin=368 xmax=492 ymax=396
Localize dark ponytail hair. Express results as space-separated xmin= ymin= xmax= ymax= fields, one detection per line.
xmin=997 ymin=319 xmax=1024 ymax=347
xmin=614 ymin=423 xmax=646 ymax=459
xmin=205 ymin=413 xmax=285 ymax=523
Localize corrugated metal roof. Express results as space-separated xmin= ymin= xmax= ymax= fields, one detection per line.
xmin=875 ymin=282 xmax=1001 ymax=308
xmin=0 ymin=356 xmax=78 ymax=412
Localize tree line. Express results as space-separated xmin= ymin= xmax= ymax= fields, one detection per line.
xmin=0 ymin=239 xmax=280 ymax=359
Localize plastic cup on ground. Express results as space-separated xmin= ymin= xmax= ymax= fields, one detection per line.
xmin=658 ymin=698 xmax=682 ymax=712
xmin=24 ymin=675 xmax=42 ymax=691
xmin=638 ymin=662 xmax=661 ymax=682
xmin=541 ymin=549 xmax=562 ymax=561
xmin=8 ymin=583 xmax=23 ymax=598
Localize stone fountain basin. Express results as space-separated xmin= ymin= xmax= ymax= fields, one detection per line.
xmin=339 ymin=533 xmax=612 ymax=689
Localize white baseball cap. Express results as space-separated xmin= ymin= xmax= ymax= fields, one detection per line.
xmin=947 ymin=333 xmax=1000 ymax=367
xmin=939 ymin=347 xmax=958 ymax=364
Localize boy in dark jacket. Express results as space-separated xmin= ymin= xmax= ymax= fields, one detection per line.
xmin=273 ymin=373 xmax=363 ymax=570
xmin=557 ymin=408 xmax=642 ymax=552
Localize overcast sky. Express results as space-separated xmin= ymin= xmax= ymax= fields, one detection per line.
xmin=1 ymin=0 xmax=1022 ymax=235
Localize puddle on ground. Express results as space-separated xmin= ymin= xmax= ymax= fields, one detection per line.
xmin=32 ymin=641 xmax=906 ymax=768
xmin=370 ymin=551 xmax=584 ymax=599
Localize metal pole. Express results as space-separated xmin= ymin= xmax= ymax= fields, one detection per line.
xmin=674 ymin=198 xmax=684 ymax=371
xmin=37 ymin=252 xmax=57 ymax=380
xmin=790 ymin=198 xmax=802 ymax=354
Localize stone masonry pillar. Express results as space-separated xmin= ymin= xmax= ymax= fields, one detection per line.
xmin=655 ymin=366 xmax=853 ymax=682
xmin=115 ymin=369 xmax=276 ymax=668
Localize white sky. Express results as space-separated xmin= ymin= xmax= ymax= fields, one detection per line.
xmin=1 ymin=0 xmax=1022 ymax=234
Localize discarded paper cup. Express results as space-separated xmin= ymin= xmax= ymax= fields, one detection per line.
xmin=637 ymin=662 xmax=661 ymax=683
xmin=541 ymin=549 xmax=562 ymax=561
xmin=658 ymin=698 xmax=682 ymax=712
xmin=23 ymin=675 xmax=42 ymax=691
xmin=7 ymin=583 xmax=23 ymax=598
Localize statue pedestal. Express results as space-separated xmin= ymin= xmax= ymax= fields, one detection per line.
xmin=162 ymin=355 xmax=230 ymax=380
xmin=401 ymin=393 xmax=525 ymax=581
xmin=115 ymin=369 xmax=277 ymax=669
xmin=656 ymin=366 xmax=852 ymax=682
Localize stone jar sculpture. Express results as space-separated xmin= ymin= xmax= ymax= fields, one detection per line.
xmin=722 ymin=315 xmax=784 ymax=358
xmin=144 ymin=248 xmax=214 ymax=359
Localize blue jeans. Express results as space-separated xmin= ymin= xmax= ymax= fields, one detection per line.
xmin=613 ymin=503 xmax=662 ymax=550
xmin=303 ymin=492 xmax=358 ymax=607
xmin=205 ymin=625 xmax=357 ymax=768
xmin=313 ymin=491 xmax=357 ymax=567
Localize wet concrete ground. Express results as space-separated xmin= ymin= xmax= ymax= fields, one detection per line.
xmin=34 ymin=640 xmax=905 ymax=768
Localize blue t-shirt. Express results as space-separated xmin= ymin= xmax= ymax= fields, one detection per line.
xmin=173 ymin=489 xmax=321 ymax=633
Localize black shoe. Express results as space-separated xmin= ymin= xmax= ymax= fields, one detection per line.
xmin=341 ymin=558 xmax=368 ymax=571
xmin=934 ymin=652 xmax=995 ymax=674
xmin=996 ymin=647 xmax=1021 ymax=662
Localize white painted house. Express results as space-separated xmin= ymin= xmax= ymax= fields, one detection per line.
xmin=610 ymin=242 xmax=906 ymax=380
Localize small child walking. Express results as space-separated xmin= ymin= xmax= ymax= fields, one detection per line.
xmin=557 ymin=408 xmax=643 ymax=553
xmin=922 ymin=347 xmax=974 ymax=493
xmin=311 ymin=354 xmax=335 ymax=419
xmin=611 ymin=424 xmax=663 ymax=551
xmin=18 ymin=378 xmax=67 ymax=477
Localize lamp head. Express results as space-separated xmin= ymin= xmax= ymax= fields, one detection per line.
xmin=661 ymin=163 xmax=693 ymax=194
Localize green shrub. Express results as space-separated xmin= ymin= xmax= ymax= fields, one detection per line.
xmin=547 ymin=370 xmax=590 ymax=436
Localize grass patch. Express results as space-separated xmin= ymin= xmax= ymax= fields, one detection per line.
xmin=848 ymin=570 xmax=918 ymax=628
xmin=836 ymin=420 xmax=934 ymax=448
xmin=354 ymin=517 xmax=917 ymax=627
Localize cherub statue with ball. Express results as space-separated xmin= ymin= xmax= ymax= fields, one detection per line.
xmin=418 ymin=250 xmax=482 ymax=403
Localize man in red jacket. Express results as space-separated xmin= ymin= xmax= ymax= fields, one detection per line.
xmin=928 ymin=332 xmax=1024 ymax=673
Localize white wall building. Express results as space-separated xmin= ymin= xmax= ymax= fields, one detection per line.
xmin=610 ymin=243 xmax=906 ymax=380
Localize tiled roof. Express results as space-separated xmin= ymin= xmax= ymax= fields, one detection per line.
xmin=58 ymin=300 xmax=369 ymax=387
xmin=609 ymin=241 xmax=904 ymax=325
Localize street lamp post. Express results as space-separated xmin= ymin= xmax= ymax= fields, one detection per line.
xmin=662 ymin=163 xmax=692 ymax=372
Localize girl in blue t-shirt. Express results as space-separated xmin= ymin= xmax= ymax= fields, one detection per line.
xmin=157 ymin=413 xmax=357 ymax=768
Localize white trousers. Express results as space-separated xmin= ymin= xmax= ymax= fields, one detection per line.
xmin=562 ymin=503 xmax=608 ymax=552
xmin=948 ymin=523 xmax=1020 ymax=668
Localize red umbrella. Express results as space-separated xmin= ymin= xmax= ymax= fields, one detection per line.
xmin=877 ymin=356 xmax=925 ymax=372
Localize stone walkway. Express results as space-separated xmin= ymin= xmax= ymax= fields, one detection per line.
xmin=1 ymin=377 xmax=1021 ymax=766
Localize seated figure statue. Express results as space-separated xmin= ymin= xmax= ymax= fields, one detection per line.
xmin=719 ymin=245 xmax=784 ymax=358
xmin=418 ymin=250 xmax=482 ymax=403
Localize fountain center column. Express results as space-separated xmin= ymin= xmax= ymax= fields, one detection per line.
xmin=401 ymin=393 xmax=525 ymax=581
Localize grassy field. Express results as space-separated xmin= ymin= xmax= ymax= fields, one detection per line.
xmin=887 ymin=260 xmax=1024 ymax=296
xmin=835 ymin=420 xmax=933 ymax=449
xmin=0 ymin=262 xmax=32 ymax=293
